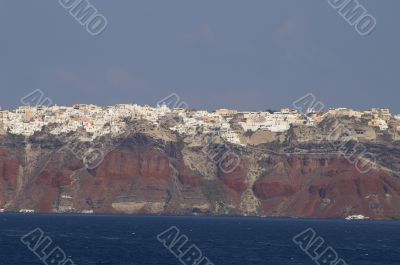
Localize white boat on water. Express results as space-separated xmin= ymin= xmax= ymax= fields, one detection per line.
xmin=345 ymin=214 xmax=369 ymax=220
xmin=19 ymin=209 xmax=35 ymax=213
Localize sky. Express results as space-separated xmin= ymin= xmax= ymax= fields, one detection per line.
xmin=1 ymin=0 xmax=399 ymax=113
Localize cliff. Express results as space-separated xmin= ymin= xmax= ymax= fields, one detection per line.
xmin=1 ymin=118 xmax=400 ymax=220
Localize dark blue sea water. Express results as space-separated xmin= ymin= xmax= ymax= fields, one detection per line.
xmin=0 ymin=214 xmax=399 ymax=265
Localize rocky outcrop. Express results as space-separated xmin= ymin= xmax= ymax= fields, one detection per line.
xmin=0 ymin=121 xmax=400 ymax=220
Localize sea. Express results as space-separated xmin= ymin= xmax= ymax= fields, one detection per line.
xmin=0 ymin=214 xmax=399 ymax=265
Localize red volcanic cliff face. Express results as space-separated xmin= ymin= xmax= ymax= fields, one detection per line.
xmin=253 ymin=182 xmax=296 ymax=199
xmin=0 ymin=147 xmax=20 ymax=208
xmin=0 ymin=136 xmax=400 ymax=220
xmin=218 ymin=159 xmax=249 ymax=194
xmin=253 ymin=157 xmax=400 ymax=219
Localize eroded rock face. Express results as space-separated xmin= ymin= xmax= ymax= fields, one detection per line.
xmin=0 ymin=132 xmax=400 ymax=220
xmin=0 ymin=147 xmax=20 ymax=209
xmin=252 ymin=156 xmax=400 ymax=219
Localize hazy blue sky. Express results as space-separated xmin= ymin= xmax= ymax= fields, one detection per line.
xmin=1 ymin=0 xmax=399 ymax=112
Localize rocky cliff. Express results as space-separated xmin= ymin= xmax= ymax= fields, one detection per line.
xmin=1 ymin=118 xmax=400 ymax=220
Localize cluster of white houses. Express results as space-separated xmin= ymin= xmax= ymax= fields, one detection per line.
xmin=0 ymin=104 xmax=398 ymax=145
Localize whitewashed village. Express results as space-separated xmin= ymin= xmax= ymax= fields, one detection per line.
xmin=0 ymin=103 xmax=399 ymax=145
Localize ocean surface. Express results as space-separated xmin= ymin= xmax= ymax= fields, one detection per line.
xmin=0 ymin=214 xmax=399 ymax=265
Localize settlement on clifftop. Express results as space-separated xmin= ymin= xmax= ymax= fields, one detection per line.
xmin=0 ymin=104 xmax=398 ymax=146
